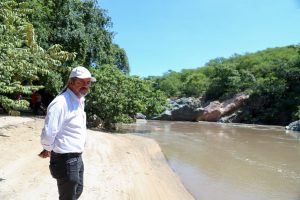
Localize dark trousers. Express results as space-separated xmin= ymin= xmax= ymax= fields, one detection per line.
xmin=49 ymin=152 xmax=84 ymax=200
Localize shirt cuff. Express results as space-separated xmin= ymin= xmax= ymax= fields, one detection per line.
xmin=42 ymin=144 xmax=53 ymax=152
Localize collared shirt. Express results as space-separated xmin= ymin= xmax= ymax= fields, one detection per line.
xmin=41 ymin=89 xmax=86 ymax=153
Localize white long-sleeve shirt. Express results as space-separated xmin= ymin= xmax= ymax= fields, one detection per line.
xmin=41 ymin=89 xmax=86 ymax=153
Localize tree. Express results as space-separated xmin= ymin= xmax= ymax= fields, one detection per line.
xmin=0 ymin=0 xmax=75 ymax=111
xmin=158 ymin=70 xmax=183 ymax=97
xmin=205 ymin=64 xmax=242 ymax=100
xmin=111 ymin=44 xmax=129 ymax=74
xmin=23 ymin=0 xmax=130 ymax=72
xmin=183 ymin=72 xmax=209 ymax=96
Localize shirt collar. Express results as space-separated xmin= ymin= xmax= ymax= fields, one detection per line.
xmin=66 ymin=88 xmax=85 ymax=104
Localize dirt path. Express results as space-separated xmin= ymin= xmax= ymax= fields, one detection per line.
xmin=0 ymin=117 xmax=194 ymax=200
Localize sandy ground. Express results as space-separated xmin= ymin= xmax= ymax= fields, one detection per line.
xmin=0 ymin=116 xmax=194 ymax=200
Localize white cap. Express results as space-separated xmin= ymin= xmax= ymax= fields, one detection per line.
xmin=69 ymin=66 xmax=96 ymax=82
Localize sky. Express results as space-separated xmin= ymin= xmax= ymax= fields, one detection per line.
xmin=100 ymin=0 xmax=300 ymax=77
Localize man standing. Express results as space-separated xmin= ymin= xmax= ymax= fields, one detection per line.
xmin=39 ymin=66 xmax=96 ymax=200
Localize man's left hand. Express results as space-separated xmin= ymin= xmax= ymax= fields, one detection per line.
xmin=38 ymin=149 xmax=51 ymax=158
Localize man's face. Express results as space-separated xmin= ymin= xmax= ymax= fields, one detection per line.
xmin=69 ymin=78 xmax=92 ymax=98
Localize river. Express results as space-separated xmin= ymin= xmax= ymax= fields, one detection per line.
xmin=120 ymin=120 xmax=300 ymax=200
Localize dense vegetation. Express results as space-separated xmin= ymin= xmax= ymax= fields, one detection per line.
xmin=0 ymin=0 xmax=76 ymax=111
xmin=0 ymin=0 xmax=167 ymax=129
xmin=149 ymin=46 xmax=300 ymax=125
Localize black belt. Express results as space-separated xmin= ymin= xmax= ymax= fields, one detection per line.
xmin=51 ymin=151 xmax=82 ymax=157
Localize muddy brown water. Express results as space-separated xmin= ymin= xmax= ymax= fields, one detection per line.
xmin=120 ymin=120 xmax=300 ymax=200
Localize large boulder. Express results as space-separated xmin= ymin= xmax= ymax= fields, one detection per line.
xmin=153 ymin=97 xmax=204 ymax=121
xmin=136 ymin=113 xmax=146 ymax=119
xmin=198 ymin=93 xmax=249 ymax=122
xmin=220 ymin=93 xmax=250 ymax=115
xmin=197 ymin=101 xmax=222 ymax=121
xmin=152 ymin=109 xmax=172 ymax=120
xmin=171 ymin=106 xmax=204 ymax=121
xmin=170 ymin=97 xmax=204 ymax=121
xmin=285 ymin=120 xmax=300 ymax=132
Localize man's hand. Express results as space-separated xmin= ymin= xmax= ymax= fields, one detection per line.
xmin=38 ymin=149 xmax=51 ymax=158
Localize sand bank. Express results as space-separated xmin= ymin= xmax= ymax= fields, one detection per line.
xmin=0 ymin=117 xmax=194 ymax=200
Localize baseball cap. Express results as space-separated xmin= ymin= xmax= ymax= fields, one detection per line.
xmin=69 ymin=66 xmax=96 ymax=82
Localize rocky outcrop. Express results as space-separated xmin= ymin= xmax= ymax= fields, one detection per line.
xmin=154 ymin=97 xmax=204 ymax=121
xmin=198 ymin=93 xmax=250 ymax=122
xmin=154 ymin=93 xmax=250 ymax=122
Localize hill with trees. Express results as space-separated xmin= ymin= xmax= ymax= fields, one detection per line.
xmin=149 ymin=45 xmax=300 ymax=125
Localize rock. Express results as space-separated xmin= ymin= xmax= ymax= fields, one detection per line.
xmin=136 ymin=113 xmax=146 ymax=119
xmin=154 ymin=97 xmax=204 ymax=121
xmin=87 ymin=114 xmax=102 ymax=128
xmin=154 ymin=94 xmax=249 ymax=122
xmin=197 ymin=101 xmax=222 ymax=121
xmin=153 ymin=110 xmax=172 ymax=120
xmin=285 ymin=120 xmax=300 ymax=131
xmin=218 ymin=110 xmax=243 ymax=123
xmin=169 ymin=97 xmax=204 ymax=121
xmin=220 ymin=93 xmax=250 ymax=115
xmin=198 ymin=93 xmax=249 ymax=122
xmin=171 ymin=105 xmax=204 ymax=121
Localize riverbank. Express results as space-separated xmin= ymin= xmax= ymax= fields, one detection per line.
xmin=0 ymin=116 xmax=194 ymax=200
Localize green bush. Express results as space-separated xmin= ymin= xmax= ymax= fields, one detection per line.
xmin=86 ymin=65 xmax=168 ymax=130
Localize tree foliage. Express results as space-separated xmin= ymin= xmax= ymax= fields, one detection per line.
xmin=0 ymin=0 xmax=75 ymax=111
xmin=183 ymin=71 xmax=209 ymax=97
xmin=21 ymin=0 xmax=129 ymax=72
xmin=156 ymin=70 xmax=183 ymax=97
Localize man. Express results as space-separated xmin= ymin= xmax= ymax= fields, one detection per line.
xmin=39 ymin=66 xmax=96 ymax=200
